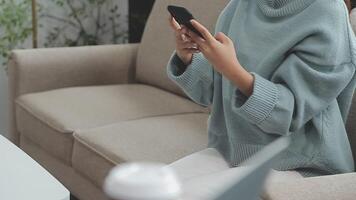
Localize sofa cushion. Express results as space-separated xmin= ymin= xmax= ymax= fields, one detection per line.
xmin=16 ymin=84 xmax=207 ymax=164
xmin=136 ymin=0 xmax=229 ymax=97
xmin=72 ymin=113 xmax=209 ymax=187
xmin=262 ymin=173 xmax=356 ymax=200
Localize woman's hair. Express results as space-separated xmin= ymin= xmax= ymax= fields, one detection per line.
xmin=345 ymin=0 xmax=351 ymax=12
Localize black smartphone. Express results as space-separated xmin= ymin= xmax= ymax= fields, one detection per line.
xmin=167 ymin=5 xmax=204 ymax=38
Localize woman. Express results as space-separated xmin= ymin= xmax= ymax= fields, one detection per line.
xmin=166 ymin=0 xmax=356 ymax=186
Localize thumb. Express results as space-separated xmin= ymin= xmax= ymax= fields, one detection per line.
xmin=215 ymin=32 xmax=229 ymax=44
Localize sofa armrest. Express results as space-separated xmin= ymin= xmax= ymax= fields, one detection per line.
xmin=263 ymin=173 xmax=356 ymax=200
xmin=8 ymin=43 xmax=139 ymax=95
xmin=8 ymin=43 xmax=139 ymax=144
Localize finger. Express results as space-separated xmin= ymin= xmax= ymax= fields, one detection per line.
xmin=186 ymin=29 xmax=208 ymax=50
xmin=177 ymin=40 xmax=198 ymax=50
xmin=177 ymin=27 xmax=188 ymax=38
xmin=176 ymin=32 xmax=190 ymax=42
xmin=215 ymin=32 xmax=230 ymax=44
xmin=190 ymin=19 xmax=215 ymax=44
xmin=168 ymin=16 xmax=175 ymax=30
xmin=182 ymin=48 xmax=201 ymax=54
xmin=179 ymin=26 xmax=188 ymax=35
xmin=180 ymin=41 xmax=198 ymax=49
xmin=177 ymin=29 xmax=193 ymax=42
xmin=169 ymin=15 xmax=181 ymax=31
xmin=177 ymin=44 xmax=198 ymax=50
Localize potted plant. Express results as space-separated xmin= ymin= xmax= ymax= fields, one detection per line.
xmin=39 ymin=0 xmax=128 ymax=47
xmin=0 ymin=0 xmax=32 ymax=136
xmin=0 ymin=0 xmax=33 ymax=68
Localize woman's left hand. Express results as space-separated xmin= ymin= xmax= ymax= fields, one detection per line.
xmin=187 ymin=19 xmax=254 ymax=97
xmin=187 ymin=19 xmax=241 ymax=77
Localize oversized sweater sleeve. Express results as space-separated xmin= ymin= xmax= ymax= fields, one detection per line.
xmin=167 ymin=51 xmax=214 ymax=107
xmin=166 ymin=0 xmax=238 ymax=107
xmin=231 ymin=3 xmax=356 ymax=136
xmin=232 ymin=59 xmax=355 ymax=136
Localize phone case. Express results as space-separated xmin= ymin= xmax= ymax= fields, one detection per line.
xmin=167 ymin=5 xmax=204 ymax=38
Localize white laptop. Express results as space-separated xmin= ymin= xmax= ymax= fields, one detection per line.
xmin=181 ymin=136 xmax=291 ymax=200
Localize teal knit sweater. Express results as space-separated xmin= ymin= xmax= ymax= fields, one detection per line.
xmin=167 ymin=0 xmax=356 ymax=177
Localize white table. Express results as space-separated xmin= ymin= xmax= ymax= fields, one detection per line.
xmin=0 ymin=135 xmax=70 ymax=200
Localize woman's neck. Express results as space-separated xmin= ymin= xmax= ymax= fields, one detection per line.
xmin=256 ymin=0 xmax=317 ymax=17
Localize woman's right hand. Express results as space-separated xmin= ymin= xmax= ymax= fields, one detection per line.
xmin=168 ymin=15 xmax=200 ymax=65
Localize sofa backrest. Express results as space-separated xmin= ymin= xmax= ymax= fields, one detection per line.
xmin=347 ymin=9 xmax=356 ymax=169
xmin=346 ymin=94 xmax=356 ymax=167
xmin=135 ymin=0 xmax=229 ymax=97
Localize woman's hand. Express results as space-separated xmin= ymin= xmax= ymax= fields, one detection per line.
xmin=168 ymin=16 xmax=201 ymax=65
xmin=186 ymin=20 xmax=240 ymax=77
xmin=187 ymin=19 xmax=254 ymax=96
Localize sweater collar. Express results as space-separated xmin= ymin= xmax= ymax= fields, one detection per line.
xmin=256 ymin=0 xmax=317 ymax=17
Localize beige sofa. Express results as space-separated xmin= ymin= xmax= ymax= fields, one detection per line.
xmin=8 ymin=0 xmax=356 ymax=200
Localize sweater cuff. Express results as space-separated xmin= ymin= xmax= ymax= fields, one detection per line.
xmin=169 ymin=52 xmax=188 ymax=75
xmin=231 ymin=72 xmax=279 ymax=124
xmin=167 ymin=52 xmax=212 ymax=90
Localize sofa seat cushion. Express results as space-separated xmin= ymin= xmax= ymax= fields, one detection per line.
xmin=16 ymin=84 xmax=207 ymax=164
xmin=72 ymin=113 xmax=209 ymax=187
